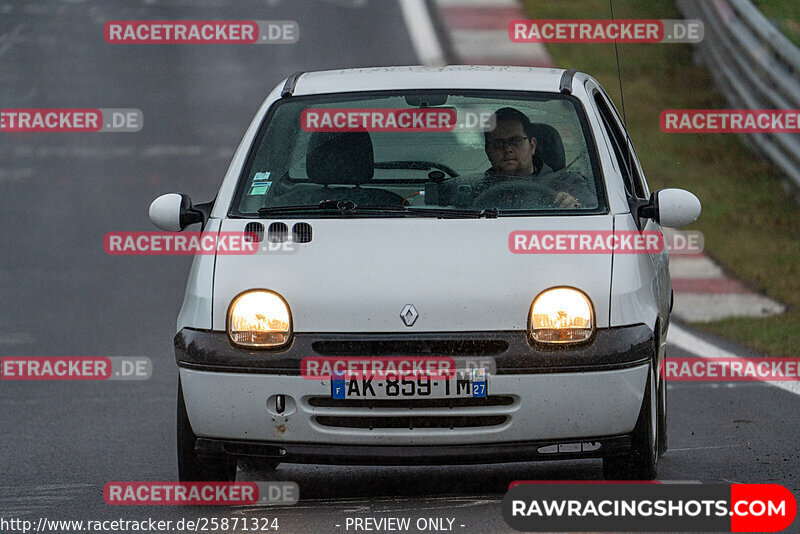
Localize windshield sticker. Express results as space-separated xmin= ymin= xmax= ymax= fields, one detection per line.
xmin=249 ymin=172 xmax=272 ymax=195
xmin=249 ymin=183 xmax=270 ymax=195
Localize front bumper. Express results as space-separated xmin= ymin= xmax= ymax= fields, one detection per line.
xmin=176 ymin=326 xmax=652 ymax=458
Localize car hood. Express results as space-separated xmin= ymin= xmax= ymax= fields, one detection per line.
xmin=213 ymin=216 xmax=614 ymax=332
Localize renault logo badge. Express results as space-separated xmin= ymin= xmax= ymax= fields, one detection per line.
xmin=400 ymin=304 xmax=418 ymax=327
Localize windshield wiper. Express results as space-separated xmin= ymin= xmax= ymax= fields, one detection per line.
xmin=357 ymin=206 xmax=500 ymax=219
xmin=258 ymin=200 xmax=496 ymax=218
xmin=257 ymin=200 xmax=356 ymax=216
xmin=356 ymin=205 xmax=489 ymax=218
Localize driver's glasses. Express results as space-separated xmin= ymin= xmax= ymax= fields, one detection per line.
xmin=486 ymin=135 xmax=529 ymax=150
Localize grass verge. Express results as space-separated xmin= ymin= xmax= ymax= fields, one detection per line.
xmin=523 ymin=0 xmax=800 ymax=356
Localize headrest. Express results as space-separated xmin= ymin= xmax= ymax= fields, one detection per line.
xmin=529 ymin=123 xmax=566 ymax=171
xmin=306 ymin=132 xmax=374 ymax=185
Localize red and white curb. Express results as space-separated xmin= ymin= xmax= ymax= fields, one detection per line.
xmin=432 ymin=0 xmax=553 ymax=67
xmin=664 ymin=230 xmax=784 ymax=322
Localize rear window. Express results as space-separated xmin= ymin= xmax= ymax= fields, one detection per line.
xmin=231 ymin=90 xmax=606 ymax=217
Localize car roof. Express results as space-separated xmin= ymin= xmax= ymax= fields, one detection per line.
xmin=289 ymin=66 xmax=573 ymax=96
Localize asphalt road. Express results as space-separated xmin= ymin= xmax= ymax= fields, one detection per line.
xmin=0 ymin=1 xmax=798 ymax=533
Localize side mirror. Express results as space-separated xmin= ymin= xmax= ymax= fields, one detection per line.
xmin=148 ymin=193 xmax=204 ymax=231
xmin=632 ymin=188 xmax=701 ymax=229
xmin=654 ymin=188 xmax=701 ymax=228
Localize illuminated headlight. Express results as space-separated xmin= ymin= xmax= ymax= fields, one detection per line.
xmin=227 ymin=290 xmax=292 ymax=348
xmin=529 ymin=287 xmax=594 ymax=344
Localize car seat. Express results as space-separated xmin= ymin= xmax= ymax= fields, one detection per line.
xmin=275 ymin=132 xmax=404 ymax=206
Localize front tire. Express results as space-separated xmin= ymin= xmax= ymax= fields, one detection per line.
xmin=657 ymin=371 xmax=668 ymax=456
xmin=177 ymin=378 xmax=237 ymax=481
xmin=603 ymin=365 xmax=658 ymax=480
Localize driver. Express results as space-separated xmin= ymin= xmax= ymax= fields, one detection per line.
xmin=480 ymin=107 xmax=592 ymax=208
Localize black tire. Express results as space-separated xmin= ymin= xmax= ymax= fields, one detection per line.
xmin=655 ymin=324 xmax=668 ymax=456
xmin=603 ymin=365 xmax=658 ymax=480
xmin=177 ymin=378 xmax=237 ymax=481
xmin=657 ymin=371 xmax=668 ymax=456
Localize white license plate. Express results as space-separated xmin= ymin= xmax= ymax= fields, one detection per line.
xmin=331 ymin=370 xmax=487 ymax=400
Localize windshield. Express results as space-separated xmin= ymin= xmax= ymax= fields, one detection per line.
xmin=231 ymin=90 xmax=606 ymax=217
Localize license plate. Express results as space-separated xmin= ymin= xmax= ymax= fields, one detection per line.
xmin=331 ymin=369 xmax=487 ymax=399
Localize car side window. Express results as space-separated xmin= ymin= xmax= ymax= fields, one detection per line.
xmin=593 ymin=92 xmax=646 ymax=199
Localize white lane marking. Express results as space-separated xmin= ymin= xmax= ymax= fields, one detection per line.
xmin=670 ymin=326 xmax=747 ymax=359
xmin=399 ymin=0 xmax=447 ymax=67
xmin=669 ymin=325 xmax=800 ymax=397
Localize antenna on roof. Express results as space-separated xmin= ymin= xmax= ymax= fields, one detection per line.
xmin=609 ymin=0 xmax=636 ymax=192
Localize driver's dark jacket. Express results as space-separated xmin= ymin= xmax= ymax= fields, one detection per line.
xmin=440 ymin=156 xmax=596 ymax=207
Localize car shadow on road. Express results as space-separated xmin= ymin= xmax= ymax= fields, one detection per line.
xmin=239 ymin=459 xmax=605 ymax=500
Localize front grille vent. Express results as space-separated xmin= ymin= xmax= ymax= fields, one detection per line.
xmin=243 ymin=222 xmax=264 ymax=243
xmin=314 ymin=415 xmax=507 ymax=429
xmin=292 ymin=222 xmax=313 ymax=243
xmin=267 ymin=222 xmax=288 ymax=243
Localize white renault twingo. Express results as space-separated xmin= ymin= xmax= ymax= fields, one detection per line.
xmin=150 ymin=66 xmax=700 ymax=481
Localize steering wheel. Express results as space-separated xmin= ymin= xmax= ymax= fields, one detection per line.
xmin=472 ymin=179 xmax=561 ymax=209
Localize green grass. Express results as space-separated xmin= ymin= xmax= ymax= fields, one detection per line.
xmin=754 ymin=0 xmax=800 ymax=47
xmin=523 ymin=0 xmax=800 ymax=356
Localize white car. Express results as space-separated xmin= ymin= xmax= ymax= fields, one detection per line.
xmin=150 ymin=66 xmax=700 ymax=481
